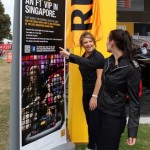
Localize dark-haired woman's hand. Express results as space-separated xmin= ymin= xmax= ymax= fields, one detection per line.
xmin=126 ymin=137 xmax=136 ymax=146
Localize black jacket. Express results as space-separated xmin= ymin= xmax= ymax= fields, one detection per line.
xmin=98 ymin=55 xmax=141 ymax=138
xmin=70 ymin=49 xmax=104 ymax=94
xmin=69 ymin=54 xmax=141 ymax=138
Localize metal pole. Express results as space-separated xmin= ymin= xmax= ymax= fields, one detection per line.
xmin=9 ymin=0 xmax=20 ymax=149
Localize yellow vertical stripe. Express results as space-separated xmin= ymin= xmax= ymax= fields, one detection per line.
xmin=66 ymin=0 xmax=102 ymax=48
xmin=68 ymin=0 xmax=117 ymax=143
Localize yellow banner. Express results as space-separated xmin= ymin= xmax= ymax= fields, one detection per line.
xmin=66 ymin=0 xmax=102 ymax=48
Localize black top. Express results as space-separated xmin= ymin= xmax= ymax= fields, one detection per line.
xmin=98 ymin=55 xmax=141 ymax=138
xmin=69 ymin=49 xmax=104 ymax=94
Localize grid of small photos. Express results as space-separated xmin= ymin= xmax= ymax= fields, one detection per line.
xmin=21 ymin=54 xmax=65 ymax=144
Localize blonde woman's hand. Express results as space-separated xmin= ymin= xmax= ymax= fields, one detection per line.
xmin=59 ymin=47 xmax=70 ymax=58
xmin=126 ymin=137 xmax=136 ymax=146
xmin=89 ymin=97 xmax=97 ymax=111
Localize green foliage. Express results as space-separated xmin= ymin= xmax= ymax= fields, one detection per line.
xmin=0 ymin=1 xmax=11 ymax=41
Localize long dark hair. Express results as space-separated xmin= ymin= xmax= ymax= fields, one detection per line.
xmin=109 ymin=29 xmax=134 ymax=60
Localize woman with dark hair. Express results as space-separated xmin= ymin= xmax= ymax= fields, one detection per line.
xmin=94 ymin=29 xmax=141 ymax=150
xmin=61 ymin=31 xmax=104 ymax=150
xmin=59 ymin=29 xmax=141 ymax=150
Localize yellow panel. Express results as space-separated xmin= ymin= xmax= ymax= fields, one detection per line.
xmin=117 ymin=22 xmax=134 ymax=35
xmin=68 ymin=0 xmax=117 ymax=143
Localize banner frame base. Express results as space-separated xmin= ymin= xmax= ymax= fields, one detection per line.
xmin=50 ymin=142 xmax=76 ymax=150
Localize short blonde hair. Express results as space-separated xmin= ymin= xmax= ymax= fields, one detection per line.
xmin=79 ymin=32 xmax=96 ymax=50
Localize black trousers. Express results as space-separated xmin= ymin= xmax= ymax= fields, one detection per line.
xmin=95 ymin=110 xmax=126 ymax=150
xmin=82 ymin=93 xmax=99 ymax=149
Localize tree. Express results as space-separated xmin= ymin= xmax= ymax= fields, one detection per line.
xmin=0 ymin=0 xmax=11 ymax=41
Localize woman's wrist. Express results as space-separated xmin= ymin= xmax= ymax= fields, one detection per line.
xmin=92 ymin=94 xmax=98 ymax=99
xmin=67 ymin=52 xmax=71 ymax=56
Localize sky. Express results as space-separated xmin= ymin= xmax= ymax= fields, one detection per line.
xmin=1 ymin=0 xmax=15 ymax=33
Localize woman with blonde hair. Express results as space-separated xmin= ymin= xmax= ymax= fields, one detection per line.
xmin=60 ymin=32 xmax=104 ymax=150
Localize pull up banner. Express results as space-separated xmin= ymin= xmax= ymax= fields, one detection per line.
xmin=20 ymin=0 xmax=67 ymax=149
xmin=66 ymin=0 xmax=102 ymax=48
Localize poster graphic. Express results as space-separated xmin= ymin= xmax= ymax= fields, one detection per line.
xmin=20 ymin=0 xmax=66 ymax=149
xmin=22 ymin=0 xmax=65 ymax=55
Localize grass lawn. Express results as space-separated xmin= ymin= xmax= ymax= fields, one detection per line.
xmin=0 ymin=58 xmax=11 ymax=150
xmin=76 ymin=124 xmax=150 ymax=150
xmin=0 ymin=57 xmax=150 ymax=150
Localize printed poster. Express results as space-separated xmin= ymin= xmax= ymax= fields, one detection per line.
xmin=20 ymin=0 xmax=67 ymax=149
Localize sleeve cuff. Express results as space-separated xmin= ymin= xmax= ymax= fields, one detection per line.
xmin=128 ymin=127 xmax=138 ymax=138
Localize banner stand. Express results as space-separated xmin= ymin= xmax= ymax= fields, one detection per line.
xmin=51 ymin=142 xmax=75 ymax=150
xmin=9 ymin=0 xmax=75 ymax=149
xmin=9 ymin=0 xmax=21 ymax=149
